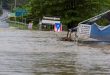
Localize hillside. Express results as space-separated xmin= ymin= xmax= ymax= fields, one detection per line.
xmin=1 ymin=0 xmax=28 ymax=10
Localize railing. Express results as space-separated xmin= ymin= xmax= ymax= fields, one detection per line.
xmin=7 ymin=20 xmax=27 ymax=25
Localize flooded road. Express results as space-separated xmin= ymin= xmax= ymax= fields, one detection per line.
xmin=0 ymin=29 xmax=110 ymax=75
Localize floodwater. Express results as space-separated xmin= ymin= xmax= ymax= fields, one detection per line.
xmin=0 ymin=29 xmax=77 ymax=75
xmin=0 ymin=9 xmax=110 ymax=75
xmin=0 ymin=28 xmax=110 ymax=75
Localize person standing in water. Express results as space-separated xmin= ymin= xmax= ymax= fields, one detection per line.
xmin=67 ymin=21 xmax=77 ymax=40
xmin=28 ymin=21 xmax=33 ymax=30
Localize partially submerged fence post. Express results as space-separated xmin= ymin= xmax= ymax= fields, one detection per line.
xmin=39 ymin=24 xmax=42 ymax=30
xmin=74 ymin=32 xmax=78 ymax=45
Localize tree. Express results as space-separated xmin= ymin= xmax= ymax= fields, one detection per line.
xmin=27 ymin=0 xmax=101 ymax=24
xmin=11 ymin=0 xmax=110 ymax=27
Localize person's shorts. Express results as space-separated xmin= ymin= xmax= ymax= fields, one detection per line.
xmin=69 ymin=27 xmax=77 ymax=32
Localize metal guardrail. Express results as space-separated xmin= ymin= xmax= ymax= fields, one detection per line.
xmin=7 ymin=20 xmax=27 ymax=25
xmin=79 ymin=10 xmax=110 ymax=24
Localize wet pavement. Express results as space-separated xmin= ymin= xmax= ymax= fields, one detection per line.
xmin=0 ymin=29 xmax=109 ymax=75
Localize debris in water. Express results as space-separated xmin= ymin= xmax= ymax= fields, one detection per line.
xmin=60 ymin=37 xmax=73 ymax=41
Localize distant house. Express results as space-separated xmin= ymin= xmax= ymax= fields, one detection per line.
xmin=39 ymin=16 xmax=61 ymax=31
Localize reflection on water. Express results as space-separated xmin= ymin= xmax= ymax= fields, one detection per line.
xmin=79 ymin=41 xmax=110 ymax=45
xmin=33 ymin=52 xmax=77 ymax=75
xmin=0 ymin=51 xmax=77 ymax=75
xmin=0 ymin=29 xmax=110 ymax=75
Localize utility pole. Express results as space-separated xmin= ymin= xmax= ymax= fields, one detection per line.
xmin=1 ymin=0 xmax=2 ymax=9
xmin=15 ymin=0 xmax=16 ymax=24
xmin=15 ymin=0 xmax=16 ymax=9
xmin=0 ymin=0 xmax=3 ymax=15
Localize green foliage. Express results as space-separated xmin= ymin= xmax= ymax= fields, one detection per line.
xmin=25 ymin=0 xmax=102 ymax=24
xmin=4 ymin=0 xmax=110 ymax=28
xmin=96 ymin=18 xmax=110 ymax=26
xmin=1 ymin=0 xmax=28 ymax=10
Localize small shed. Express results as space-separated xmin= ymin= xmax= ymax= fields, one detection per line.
xmin=39 ymin=16 xmax=61 ymax=31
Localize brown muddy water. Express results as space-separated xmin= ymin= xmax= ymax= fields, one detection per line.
xmin=0 ymin=29 xmax=110 ymax=75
